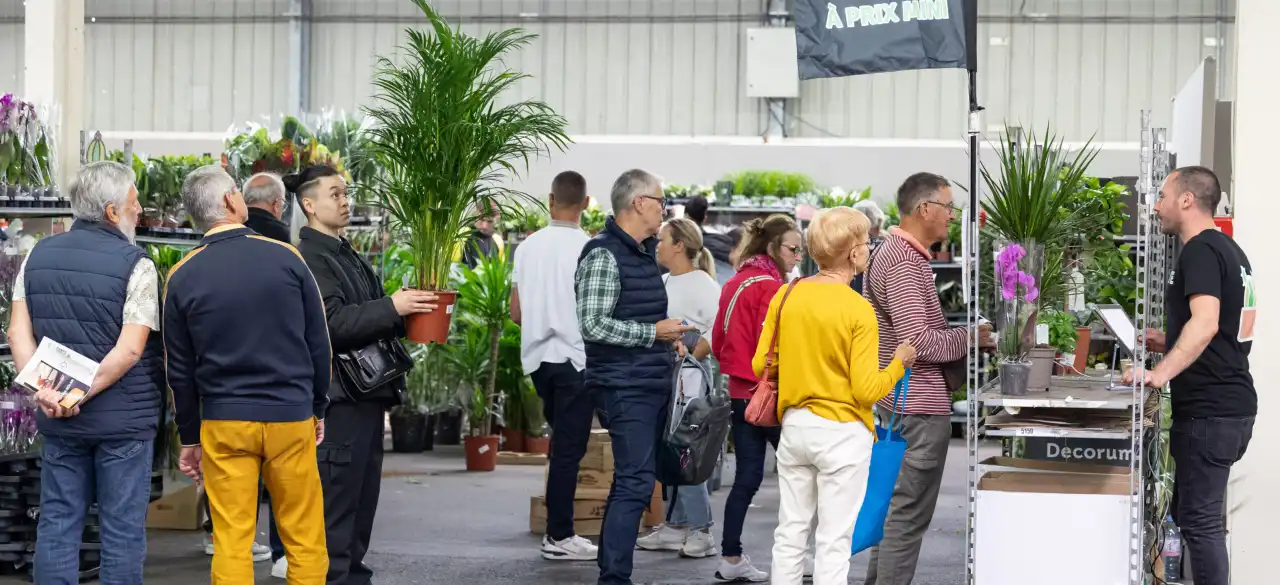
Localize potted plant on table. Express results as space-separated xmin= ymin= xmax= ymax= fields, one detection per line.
xmin=362 ymin=0 xmax=570 ymax=345
xmin=994 ymin=242 xmax=1041 ymax=396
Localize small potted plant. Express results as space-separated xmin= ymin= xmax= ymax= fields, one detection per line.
xmin=580 ymin=202 xmax=606 ymax=236
xmin=456 ymin=252 xmax=515 ymax=471
xmin=448 ymin=326 xmax=496 ymax=469
xmin=363 ymin=0 xmax=569 ymax=345
xmin=995 ymin=241 xmax=1042 ymax=396
xmin=522 ymin=382 xmax=550 ymax=454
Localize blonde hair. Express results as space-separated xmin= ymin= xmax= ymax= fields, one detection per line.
xmin=664 ymin=218 xmax=716 ymax=278
xmin=807 ymin=207 xmax=870 ymax=270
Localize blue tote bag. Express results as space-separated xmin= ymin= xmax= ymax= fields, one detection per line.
xmin=850 ymin=368 xmax=911 ymax=555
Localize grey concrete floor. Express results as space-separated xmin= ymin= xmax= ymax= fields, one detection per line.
xmin=7 ymin=438 xmax=979 ymax=585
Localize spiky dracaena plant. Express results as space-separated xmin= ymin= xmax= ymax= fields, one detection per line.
xmin=363 ymin=0 xmax=570 ymax=292
xmin=980 ymin=125 xmax=1105 ymax=311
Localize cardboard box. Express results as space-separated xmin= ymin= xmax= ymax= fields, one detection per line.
xmin=581 ymin=440 xmax=614 ymax=472
xmin=978 ymin=456 xmax=1129 ymax=477
xmin=146 ymin=482 xmax=202 ymax=530
xmin=977 ymin=471 xmax=1129 ymax=496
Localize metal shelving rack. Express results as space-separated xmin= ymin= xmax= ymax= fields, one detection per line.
xmin=963 ymin=112 xmax=1172 ymax=585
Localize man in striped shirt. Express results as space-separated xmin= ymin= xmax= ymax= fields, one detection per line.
xmin=862 ymin=172 xmax=990 ymax=585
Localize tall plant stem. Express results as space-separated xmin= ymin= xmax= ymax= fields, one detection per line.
xmin=482 ymin=324 xmax=501 ymax=437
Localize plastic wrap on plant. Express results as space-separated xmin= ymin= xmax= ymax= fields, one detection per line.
xmin=0 ymin=95 xmax=61 ymax=195
xmin=994 ymin=240 xmax=1043 ymax=362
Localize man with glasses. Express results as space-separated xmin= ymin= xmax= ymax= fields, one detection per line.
xmin=862 ymin=172 xmax=989 ymax=585
xmin=575 ymin=169 xmax=695 ymax=585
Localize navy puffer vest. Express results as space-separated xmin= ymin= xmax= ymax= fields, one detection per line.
xmin=579 ymin=217 xmax=671 ymax=394
xmin=25 ymin=220 xmax=163 ymax=440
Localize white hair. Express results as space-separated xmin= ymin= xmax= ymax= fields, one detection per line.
xmin=182 ymin=165 xmax=238 ymax=232
xmin=70 ymin=161 xmax=135 ymax=223
xmin=609 ymin=169 xmax=663 ymax=213
xmin=854 ymin=199 xmax=887 ymax=230
xmin=242 ymin=172 xmax=286 ymax=207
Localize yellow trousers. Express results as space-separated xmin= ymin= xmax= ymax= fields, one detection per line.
xmin=202 ymin=419 xmax=328 ymax=585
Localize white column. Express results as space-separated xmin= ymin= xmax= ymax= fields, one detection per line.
xmin=1227 ymin=1 xmax=1280 ymax=582
xmin=23 ymin=0 xmax=85 ymax=191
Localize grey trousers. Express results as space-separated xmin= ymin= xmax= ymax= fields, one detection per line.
xmin=865 ymin=413 xmax=952 ymax=585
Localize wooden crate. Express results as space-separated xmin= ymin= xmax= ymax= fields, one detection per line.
xmin=497 ymin=451 xmax=548 ymax=466
xmin=581 ymin=440 xmax=614 ymax=473
xmin=529 ymin=486 xmax=664 ymax=535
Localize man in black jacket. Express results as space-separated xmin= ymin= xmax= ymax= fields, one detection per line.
xmin=242 ymin=172 xmax=292 ymax=244
xmin=289 ymin=165 xmax=437 ymax=585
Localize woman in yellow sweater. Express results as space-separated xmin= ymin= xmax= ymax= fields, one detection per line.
xmin=753 ymin=207 xmax=916 ymax=585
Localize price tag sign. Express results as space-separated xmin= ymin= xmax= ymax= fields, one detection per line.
xmin=1016 ymin=427 xmax=1038 ymax=436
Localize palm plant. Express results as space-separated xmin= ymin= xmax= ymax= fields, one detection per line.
xmin=455 ymin=251 xmax=513 ymax=437
xmin=980 ymin=125 xmax=1106 ymax=310
xmin=362 ymin=0 xmax=570 ymax=297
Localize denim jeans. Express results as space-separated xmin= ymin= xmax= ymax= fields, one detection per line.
xmin=721 ymin=398 xmax=781 ymax=558
xmin=667 ymin=482 xmax=712 ymax=530
xmin=531 ymin=361 xmax=595 ymax=541
xmin=597 ymin=388 xmax=667 ymax=585
xmin=35 ymin=435 xmax=154 ymax=585
xmin=1171 ymin=416 xmax=1254 ymax=585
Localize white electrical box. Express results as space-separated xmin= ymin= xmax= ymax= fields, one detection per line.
xmin=745 ymin=28 xmax=799 ymax=99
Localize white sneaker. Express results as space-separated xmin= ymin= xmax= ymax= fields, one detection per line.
xmin=679 ymin=529 xmax=718 ymax=558
xmin=715 ymin=555 xmax=769 ymax=582
xmin=202 ymin=534 xmax=273 ymax=562
xmin=271 ymin=557 xmax=288 ymax=579
xmin=541 ymin=534 xmax=598 ymax=561
xmin=635 ymin=524 xmax=686 ymax=552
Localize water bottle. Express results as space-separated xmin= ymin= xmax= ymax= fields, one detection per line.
xmin=1163 ymin=516 xmax=1183 ymax=582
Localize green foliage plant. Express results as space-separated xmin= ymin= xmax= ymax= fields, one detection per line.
xmin=363 ymin=0 xmax=570 ymax=293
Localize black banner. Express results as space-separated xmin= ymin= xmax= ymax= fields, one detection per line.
xmin=795 ymin=0 xmax=978 ymax=80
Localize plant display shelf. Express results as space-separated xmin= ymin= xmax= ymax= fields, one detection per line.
xmin=134 ymin=234 xmax=199 ymax=247
xmin=963 ymin=113 xmax=1171 ymax=585
xmin=0 ymin=209 xmax=73 ymax=219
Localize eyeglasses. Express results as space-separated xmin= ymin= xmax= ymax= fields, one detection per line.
xmin=782 ymin=244 xmax=803 ymax=256
xmin=923 ymin=200 xmax=961 ymax=216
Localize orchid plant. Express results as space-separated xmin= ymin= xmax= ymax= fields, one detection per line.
xmin=995 ymin=241 xmax=1042 ymax=362
xmin=0 ymin=93 xmax=55 ymax=188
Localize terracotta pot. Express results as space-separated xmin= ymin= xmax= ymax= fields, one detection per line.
xmin=405 ymin=290 xmax=458 ymax=344
xmin=501 ymin=427 xmax=525 ymax=452
xmin=1071 ymin=327 xmax=1092 ymax=374
xmin=935 ymin=248 xmax=951 ymax=262
xmin=524 ymin=435 xmax=550 ymax=454
xmin=464 ymin=435 xmax=499 ymax=472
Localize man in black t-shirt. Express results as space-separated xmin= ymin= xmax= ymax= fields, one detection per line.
xmin=1124 ymin=166 xmax=1255 ymax=585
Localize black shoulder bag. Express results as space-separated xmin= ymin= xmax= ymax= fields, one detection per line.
xmin=331 ymin=254 xmax=414 ymax=394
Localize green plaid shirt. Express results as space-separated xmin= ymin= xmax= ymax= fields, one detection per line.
xmin=574 ymin=247 xmax=658 ymax=348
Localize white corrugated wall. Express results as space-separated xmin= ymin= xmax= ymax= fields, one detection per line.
xmin=0 ymin=0 xmax=1235 ymax=142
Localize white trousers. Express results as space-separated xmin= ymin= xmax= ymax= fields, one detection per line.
xmin=771 ymin=408 xmax=874 ymax=585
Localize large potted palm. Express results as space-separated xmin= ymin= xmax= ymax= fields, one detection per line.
xmin=455 ymin=251 xmax=513 ymax=470
xmin=363 ymin=0 xmax=570 ymax=344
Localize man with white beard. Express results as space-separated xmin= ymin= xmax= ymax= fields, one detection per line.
xmin=6 ymin=160 xmax=164 ymax=584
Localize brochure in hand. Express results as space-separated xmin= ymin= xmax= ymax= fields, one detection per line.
xmin=16 ymin=338 xmax=100 ymax=409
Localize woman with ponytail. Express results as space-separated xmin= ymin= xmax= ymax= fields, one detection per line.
xmin=636 ymin=217 xmax=722 ymax=557
xmin=707 ymin=214 xmax=804 ymax=582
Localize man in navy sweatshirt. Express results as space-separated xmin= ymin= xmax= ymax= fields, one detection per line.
xmin=163 ymin=165 xmax=331 ymax=585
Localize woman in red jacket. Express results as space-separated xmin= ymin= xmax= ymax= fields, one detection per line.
xmin=710 ymin=214 xmax=803 ymax=582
